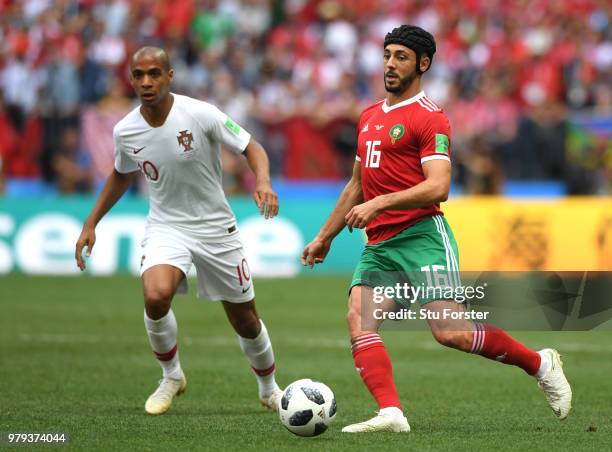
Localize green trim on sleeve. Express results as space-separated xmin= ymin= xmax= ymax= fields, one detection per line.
xmin=224 ymin=117 xmax=241 ymax=136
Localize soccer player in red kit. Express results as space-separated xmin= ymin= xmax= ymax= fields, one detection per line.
xmin=302 ymin=25 xmax=572 ymax=432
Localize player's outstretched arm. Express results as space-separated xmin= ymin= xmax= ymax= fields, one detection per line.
xmin=243 ymin=138 xmax=279 ymax=219
xmin=345 ymin=159 xmax=450 ymax=230
xmin=75 ymin=169 xmax=136 ymax=271
xmin=301 ymin=161 xmax=363 ymax=268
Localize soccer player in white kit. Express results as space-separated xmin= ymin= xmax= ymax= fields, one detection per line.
xmin=75 ymin=47 xmax=283 ymax=415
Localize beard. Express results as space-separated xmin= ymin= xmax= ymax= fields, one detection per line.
xmin=384 ymin=70 xmax=418 ymax=93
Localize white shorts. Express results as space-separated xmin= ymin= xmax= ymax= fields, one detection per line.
xmin=139 ymin=224 xmax=255 ymax=303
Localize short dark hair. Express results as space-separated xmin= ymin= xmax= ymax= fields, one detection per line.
xmin=131 ymin=46 xmax=171 ymax=71
xmin=384 ymin=25 xmax=436 ymax=73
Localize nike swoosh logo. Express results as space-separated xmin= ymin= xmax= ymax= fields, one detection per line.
xmin=242 ymin=285 xmax=252 ymax=293
xmin=133 ymin=146 xmax=145 ymax=154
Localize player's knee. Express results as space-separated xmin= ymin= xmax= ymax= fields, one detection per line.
xmin=143 ymin=285 xmax=173 ymax=317
xmin=144 ymin=286 xmax=173 ymax=304
xmin=431 ymin=329 xmax=463 ymax=349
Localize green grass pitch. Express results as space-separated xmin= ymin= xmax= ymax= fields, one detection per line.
xmin=1 ymin=274 xmax=610 ymax=451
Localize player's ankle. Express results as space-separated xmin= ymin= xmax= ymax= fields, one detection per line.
xmin=164 ymin=366 xmax=184 ymax=381
xmin=379 ymin=406 xmax=404 ymax=416
xmin=258 ymin=381 xmax=280 ymax=398
xmin=535 ymin=350 xmax=552 ymax=379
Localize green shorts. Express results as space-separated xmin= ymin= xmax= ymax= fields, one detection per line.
xmin=350 ymin=215 xmax=461 ymax=306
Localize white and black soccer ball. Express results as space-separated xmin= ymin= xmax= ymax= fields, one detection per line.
xmin=278 ymin=379 xmax=337 ymax=437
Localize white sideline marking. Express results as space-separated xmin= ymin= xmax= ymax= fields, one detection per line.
xmin=12 ymin=333 xmax=612 ymax=353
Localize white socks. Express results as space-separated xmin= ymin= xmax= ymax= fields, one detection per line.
xmin=535 ymin=350 xmax=552 ymax=379
xmin=144 ymin=309 xmax=183 ymax=380
xmin=144 ymin=311 xmax=277 ymax=394
xmin=238 ymin=320 xmax=279 ymax=397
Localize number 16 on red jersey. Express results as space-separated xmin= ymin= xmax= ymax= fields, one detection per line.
xmin=365 ymin=140 xmax=381 ymax=168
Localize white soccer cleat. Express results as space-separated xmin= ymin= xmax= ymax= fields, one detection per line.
xmin=537 ymin=349 xmax=572 ymax=420
xmin=342 ymin=407 xmax=410 ymax=433
xmin=145 ymin=375 xmax=187 ymax=415
xmin=259 ymin=387 xmax=283 ymax=412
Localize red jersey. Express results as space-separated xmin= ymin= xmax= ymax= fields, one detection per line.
xmin=356 ymin=91 xmax=451 ymax=244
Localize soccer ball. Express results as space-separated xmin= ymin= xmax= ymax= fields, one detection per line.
xmin=278 ymin=379 xmax=337 ymax=437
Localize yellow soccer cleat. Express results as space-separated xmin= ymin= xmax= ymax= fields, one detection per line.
xmin=145 ymin=375 xmax=187 ymax=415
xmin=259 ymin=387 xmax=283 ymax=412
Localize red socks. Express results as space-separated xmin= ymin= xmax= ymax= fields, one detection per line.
xmin=351 ymin=334 xmax=401 ymax=409
xmin=350 ymin=325 xmax=540 ymax=410
xmin=471 ymin=323 xmax=541 ymax=375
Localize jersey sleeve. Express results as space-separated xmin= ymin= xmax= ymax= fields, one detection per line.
xmin=355 ymin=111 xmax=366 ymax=162
xmin=113 ymin=126 xmax=139 ymax=174
xmin=417 ymin=112 xmax=451 ymax=164
xmin=203 ymin=105 xmax=251 ymax=154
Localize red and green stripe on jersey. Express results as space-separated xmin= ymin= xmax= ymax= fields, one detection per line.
xmin=356 ymin=91 xmax=451 ymax=244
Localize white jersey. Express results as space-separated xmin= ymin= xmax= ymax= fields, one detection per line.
xmin=113 ymin=93 xmax=251 ymax=241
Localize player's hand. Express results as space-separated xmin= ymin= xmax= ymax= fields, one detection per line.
xmin=75 ymin=223 xmax=96 ymax=271
xmin=301 ymin=237 xmax=332 ymax=268
xmin=345 ymin=199 xmax=382 ymax=231
xmin=253 ymin=179 xmax=279 ymax=219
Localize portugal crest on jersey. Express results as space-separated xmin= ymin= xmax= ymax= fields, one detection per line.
xmin=389 ymin=124 xmax=405 ymax=144
xmin=177 ymin=129 xmax=194 ymax=151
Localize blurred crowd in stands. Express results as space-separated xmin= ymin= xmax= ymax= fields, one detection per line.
xmin=0 ymin=0 xmax=611 ymax=196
